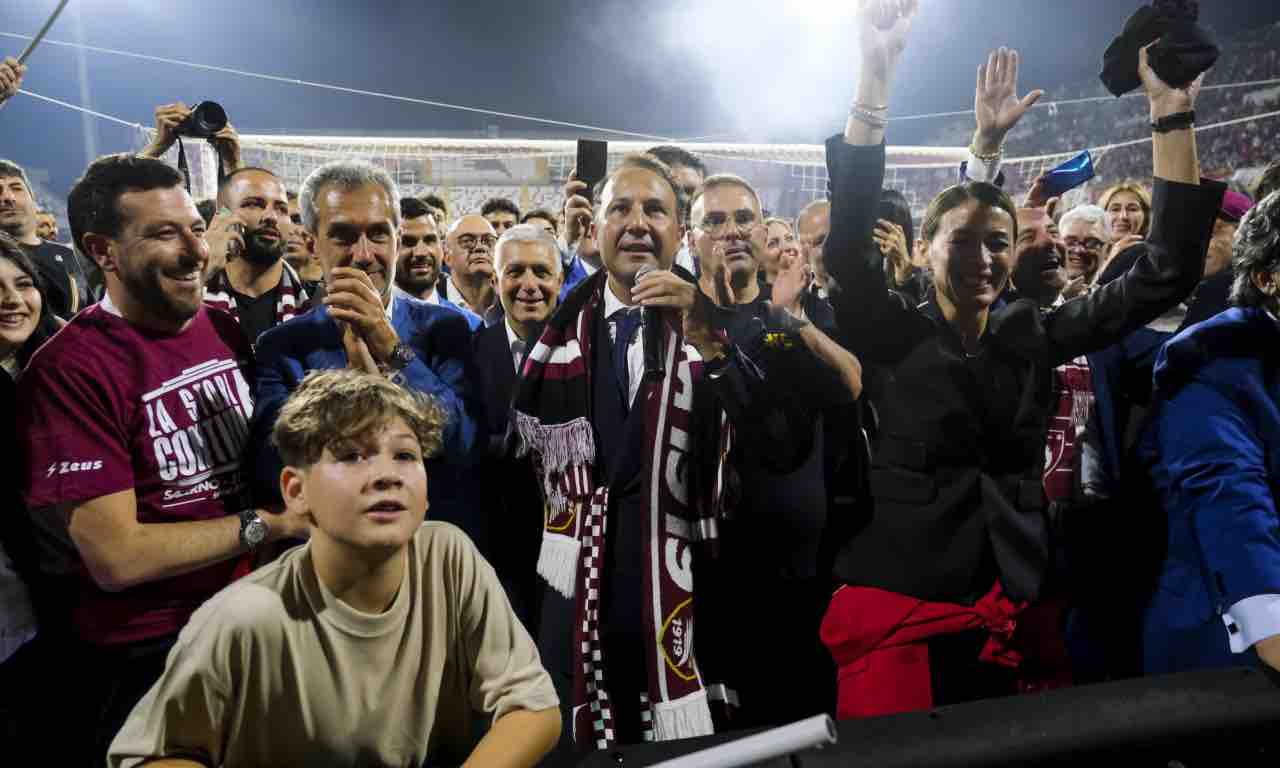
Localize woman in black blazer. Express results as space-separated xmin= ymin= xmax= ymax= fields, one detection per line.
xmin=819 ymin=3 xmax=1224 ymax=718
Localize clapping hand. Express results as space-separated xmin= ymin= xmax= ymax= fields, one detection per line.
xmin=771 ymin=249 xmax=812 ymax=318
xmin=324 ymin=267 xmax=400 ymax=366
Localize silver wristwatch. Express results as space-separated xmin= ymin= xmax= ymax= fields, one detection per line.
xmin=239 ymin=509 xmax=268 ymax=550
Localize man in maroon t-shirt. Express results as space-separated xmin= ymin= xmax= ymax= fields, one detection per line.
xmin=16 ymin=154 xmax=310 ymax=764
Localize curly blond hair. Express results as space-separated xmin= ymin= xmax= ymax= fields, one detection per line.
xmin=271 ymin=370 xmax=446 ymax=467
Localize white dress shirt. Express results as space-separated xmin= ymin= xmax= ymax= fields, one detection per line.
xmin=603 ymin=280 xmax=645 ymax=407
xmin=445 ymin=276 xmax=474 ymax=312
xmin=504 ymin=317 xmax=527 ymax=373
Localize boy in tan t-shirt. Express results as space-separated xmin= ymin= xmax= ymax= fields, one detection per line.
xmin=109 ymin=370 xmax=560 ymax=767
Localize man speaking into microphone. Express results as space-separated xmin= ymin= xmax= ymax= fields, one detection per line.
xmin=513 ymin=153 xmax=802 ymax=755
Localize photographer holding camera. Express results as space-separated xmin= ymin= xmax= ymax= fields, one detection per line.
xmin=140 ymin=101 xmax=241 ymax=176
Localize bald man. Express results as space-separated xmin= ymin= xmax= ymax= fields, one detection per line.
xmin=440 ymin=214 xmax=499 ymax=317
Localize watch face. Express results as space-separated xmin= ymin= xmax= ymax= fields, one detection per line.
xmin=244 ymin=517 xmax=268 ymax=547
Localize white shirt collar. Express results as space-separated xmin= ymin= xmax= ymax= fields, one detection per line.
xmin=603 ymin=277 xmax=633 ymax=319
xmin=445 ymin=275 xmax=470 ymax=310
xmin=504 ymin=316 xmax=526 ymax=372
xmin=392 ymin=284 xmax=436 ymax=307
xmin=383 ymin=288 xmax=397 ymax=320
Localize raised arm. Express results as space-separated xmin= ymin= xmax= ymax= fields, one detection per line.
xmin=826 ymin=0 xmax=927 ymax=363
xmin=1046 ymin=43 xmax=1220 ymax=364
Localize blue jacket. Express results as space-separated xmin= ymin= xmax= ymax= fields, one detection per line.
xmin=1140 ymin=306 xmax=1280 ymax=673
xmin=248 ymin=296 xmax=486 ymax=527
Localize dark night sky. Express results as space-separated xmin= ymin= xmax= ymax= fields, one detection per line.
xmin=2 ymin=0 xmax=1279 ymax=202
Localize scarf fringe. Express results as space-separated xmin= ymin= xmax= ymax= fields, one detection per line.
xmin=537 ymin=532 xmax=582 ymax=598
xmin=514 ymin=412 xmax=596 ymax=470
xmin=651 ymin=690 xmax=715 ymax=741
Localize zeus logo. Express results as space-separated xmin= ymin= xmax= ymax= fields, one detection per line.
xmin=47 ymin=460 xmax=104 ymax=477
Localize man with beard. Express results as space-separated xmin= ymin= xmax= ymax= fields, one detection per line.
xmin=285 ymin=190 xmax=324 ymax=296
xmin=441 ymin=214 xmax=499 ymax=319
xmin=249 ymin=160 xmax=485 ymax=539
xmin=514 ymin=153 xmax=808 ymax=754
xmin=472 ymin=224 xmax=563 ymax=622
xmin=16 ymin=154 xmax=311 ymax=765
xmin=0 ymin=158 xmax=96 ymax=319
xmin=797 ymin=199 xmax=833 ymax=299
xmin=35 ymin=210 xmax=58 ymax=242
xmin=204 ymin=168 xmax=311 ymax=346
xmin=688 ymin=174 xmax=861 ymax=728
xmin=395 ymin=197 xmax=481 ymax=330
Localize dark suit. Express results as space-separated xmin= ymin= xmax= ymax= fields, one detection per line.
xmin=470 ymin=321 xmax=546 ymax=623
xmin=248 ymin=295 xmax=486 ymax=535
xmin=823 ymin=137 xmax=1223 ymax=605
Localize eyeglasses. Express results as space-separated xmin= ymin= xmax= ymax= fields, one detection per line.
xmin=1064 ymin=237 xmax=1105 ymax=251
xmin=456 ymin=233 xmax=497 ymax=250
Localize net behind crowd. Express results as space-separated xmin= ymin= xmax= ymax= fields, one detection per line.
xmin=137 ymin=107 xmax=1280 ymax=223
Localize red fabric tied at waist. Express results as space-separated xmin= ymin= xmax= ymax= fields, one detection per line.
xmin=820 ymin=583 xmax=1027 ymax=719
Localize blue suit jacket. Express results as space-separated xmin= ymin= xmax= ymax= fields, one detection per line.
xmin=1140 ymin=306 xmax=1280 ymax=673
xmin=249 ymin=296 xmax=486 ymax=528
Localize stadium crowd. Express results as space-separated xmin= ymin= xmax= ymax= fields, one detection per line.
xmin=1 ymin=1 xmax=1280 ymax=766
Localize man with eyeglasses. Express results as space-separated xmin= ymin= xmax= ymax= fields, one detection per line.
xmin=1060 ymin=205 xmax=1108 ymax=286
xmin=441 ymin=214 xmax=499 ymax=320
xmin=687 ymin=174 xmax=863 ymax=728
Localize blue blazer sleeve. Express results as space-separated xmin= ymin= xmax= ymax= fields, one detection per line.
xmin=398 ymin=306 xmax=487 ymax=468
xmin=248 ymin=326 xmax=304 ymax=505
xmin=1154 ymin=377 xmax=1280 ymax=608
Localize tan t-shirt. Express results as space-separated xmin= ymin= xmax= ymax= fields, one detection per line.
xmin=109 ymin=522 xmax=558 ymax=767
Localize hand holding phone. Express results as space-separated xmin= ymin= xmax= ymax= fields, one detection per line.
xmin=1038 ymin=150 xmax=1095 ymax=199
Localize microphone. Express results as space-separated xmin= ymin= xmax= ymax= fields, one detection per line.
xmin=634 ymin=263 xmax=665 ymax=380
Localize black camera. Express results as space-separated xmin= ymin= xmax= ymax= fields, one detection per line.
xmin=176 ymin=101 xmax=228 ymax=139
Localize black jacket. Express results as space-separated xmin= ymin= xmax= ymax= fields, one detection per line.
xmin=470 ymin=321 xmax=545 ymax=624
xmin=823 ymin=137 xmax=1223 ymax=604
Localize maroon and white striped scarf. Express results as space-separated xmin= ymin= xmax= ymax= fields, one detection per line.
xmin=513 ymin=271 xmax=733 ymax=750
xmin=203 ymin=260 xmax=310 ymax=331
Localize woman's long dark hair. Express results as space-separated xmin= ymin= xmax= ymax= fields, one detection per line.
xmin=0 ymin=232 xmax=62 ymax=371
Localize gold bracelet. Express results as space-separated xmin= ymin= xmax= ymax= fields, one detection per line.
xmin=968 ymin=142 xmax=1003 ymax=163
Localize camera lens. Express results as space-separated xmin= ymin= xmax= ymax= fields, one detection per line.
xmin=189 ymin=101 xmax=228 ymax=137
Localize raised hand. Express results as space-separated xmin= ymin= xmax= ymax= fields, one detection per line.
xmin=203 ymin=208 xmax=245 ymax=279
xmin=0 ymin=56 xmax=26 ymax=105
xmin=562 ymin=171 xmax=594 ymax=246
xmin=848 ymin=0 xmax=918 ymax=145
xmin=973 ymin=48 xmax=1044 ymax=155
xmin=859 ymin=0 xmax=918 ymax=82
xmin=873 ymin=219 xmax=913 ymax=284
xmin=140 ymin=102 xmax=193 ymax=158
xmin=211 ymin=122 xmax=242 ymax=174
xmin=1139 ymin=40 xmax=1203 ymax=120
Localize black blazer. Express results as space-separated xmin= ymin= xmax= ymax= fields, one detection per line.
xmin=471 ymin=322 xmax=546 ymax=624
xmin=823 ymin=137 xmax=1223 ymax=604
